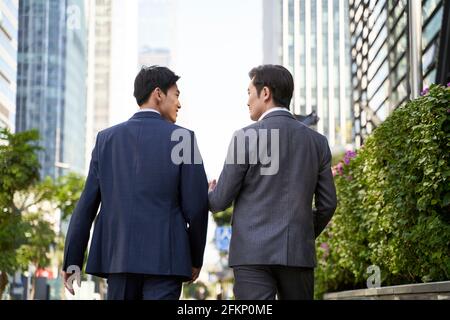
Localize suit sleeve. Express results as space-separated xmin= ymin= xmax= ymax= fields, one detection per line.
xmin=208 ymin=130 xmax=249 ymax=213
xmin=313 ymin=137 xmax=337 ymax=238
xmin=180 ymin=132 xmax=209 ymax=268
xmin=62 ymin=134 xmax=102 ymax=271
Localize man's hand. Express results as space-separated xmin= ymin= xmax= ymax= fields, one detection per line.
xmin=208 ymin=179 xmax=217 ymax=193
xmin=188 ymin=267 xmax=201 ymax=284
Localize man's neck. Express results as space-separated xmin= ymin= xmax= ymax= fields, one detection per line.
xmin=263 ymin=104 xmax=278 ymax=113
xmin=138 ymin=105 xmax=161 ymax=114
xmin=139 ymin=106 xmax=159 ymax=111
xmin=258 ymin=105 xmax=290 ymax=121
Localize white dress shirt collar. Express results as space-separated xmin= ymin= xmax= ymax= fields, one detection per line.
xmin=258 ymin=107 xmax=291 ymax=121
xmin=136 ymin=108 xmax=160 ymax=115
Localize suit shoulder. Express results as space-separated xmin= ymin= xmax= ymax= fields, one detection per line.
xmin=96 ymin=121 xmax=128 ymax=139
xmin=300 ymin=124 xmax=328 ymax=143
xmin=169 ymin=123 xmax=196 ymax=136
xmin=238 ymin=121 xmax=260 ymax=132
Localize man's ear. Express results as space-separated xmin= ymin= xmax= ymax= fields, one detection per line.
xmin=263 ymin=86 xmax=271 ymax=102
xmin=153 ymin=88 xmax=162 ymax=102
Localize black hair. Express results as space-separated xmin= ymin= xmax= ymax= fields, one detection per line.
xmin=134 ymin=65 xmax=180 ymax=106
xmin=248 ymin=64 xmax=294 ymax=108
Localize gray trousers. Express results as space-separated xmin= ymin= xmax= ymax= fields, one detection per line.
xmin=232 ymin=265 xmax=314 ymax=300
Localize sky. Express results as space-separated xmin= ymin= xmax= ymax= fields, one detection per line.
xmin=138 ymin=0 xmax=174 ymax=50
xmin=170 ymin=0 xmax=263 ymax=180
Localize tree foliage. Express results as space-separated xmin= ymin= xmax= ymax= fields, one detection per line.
xmin=0 ymin=128 xmax=85 ymax=298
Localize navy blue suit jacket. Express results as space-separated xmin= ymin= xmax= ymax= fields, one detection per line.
xmin=62 ymin=111 xmax=209 ymax=280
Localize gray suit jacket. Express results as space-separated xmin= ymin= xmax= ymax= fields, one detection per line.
xmin=208 ymin=110 xmax=337 ymax=268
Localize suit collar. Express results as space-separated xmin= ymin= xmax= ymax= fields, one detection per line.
xmin=129 ymin=111 xmax=164 ymax=120
xmin=260 ymin=109 xmax=295 ymax=121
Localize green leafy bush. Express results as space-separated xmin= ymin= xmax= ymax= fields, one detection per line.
xmin=315 ymin=84 xmax=450 ymax=298
xmin=183 ymin=281 xmax=210 ymax=300
xmin=212 ymin=206 xmax=233 ymax=226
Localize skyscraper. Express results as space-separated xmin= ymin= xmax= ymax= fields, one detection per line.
xmin=349 ymin=0 xmax=450 ymax=147
xmin=86 ymin=0 xmax=137 ymax=153
xmin=85 ymin=0 xmax=138 ymax=172
xmin=87 ymin=0 xmax=113 ymax=156
xmin=63 ymin=0 xmax=87 ymax=175
xmin=16 ymin=0 xmax=87 ymax=178
xmin=263 ymin=0 xmax=283 ymax=64
xmin=0 ymin=0 xmax=18 ymax=130
xmin=278 ymin=0 xmax=353 ymax=149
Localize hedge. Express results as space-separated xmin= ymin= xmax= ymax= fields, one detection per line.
xmin=315 ymin=83 xmax=450 ymax=298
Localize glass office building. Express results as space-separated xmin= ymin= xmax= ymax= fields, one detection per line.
xmin=16 ymin=0 xmax=87 ymax=178
xmin=349 ymin=0 xmax=450 ymax=147
xmin=62 ymin=0 xmax=87 ymax=176
xmin=0 ymin=0 xmax=18 ymax=130
xmin=263 ymin=0 xmax=283 ymax=65
xmin=277 ymin=0 xmax=353 ymax=149
xmin=91 ymin=0 xmax=112 ymax=144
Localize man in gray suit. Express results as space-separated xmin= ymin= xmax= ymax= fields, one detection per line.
xmin=208 ymin=65 xmax=337 ymax=300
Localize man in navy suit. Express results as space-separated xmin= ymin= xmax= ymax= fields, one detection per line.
xmin=62 ymin=66 xmax=209 ymax=300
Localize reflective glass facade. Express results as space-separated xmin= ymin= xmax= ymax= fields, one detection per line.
xmin=282 ymin=0 xmax=353 ymax=149
xmin=0 ymin=0 xmax=18 ymax=130
xmin=350 ymin=0 xmax=447 ymax=147
xmin=16 ymin=0 xmax=87 ymax=178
